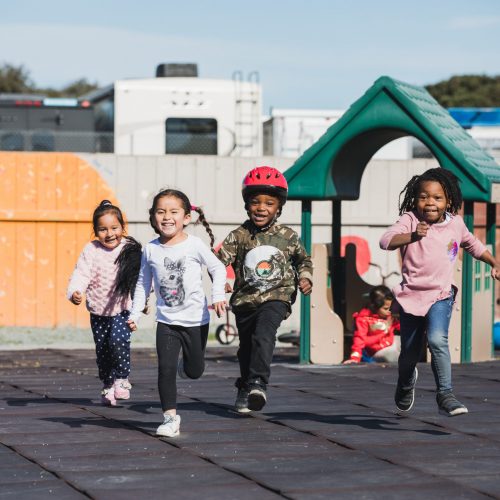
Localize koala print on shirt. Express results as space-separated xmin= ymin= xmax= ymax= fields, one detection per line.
xmin=159 ymin=257 xmax=186 ymax=307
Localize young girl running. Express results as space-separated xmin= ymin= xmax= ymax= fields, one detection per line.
xmin=67 ymin=200 xmax=142 ymax=406
xmin=127 ymin=189 xmax=226 ymax=437
xmin=380 ymin=168 xmax=499 ymax=416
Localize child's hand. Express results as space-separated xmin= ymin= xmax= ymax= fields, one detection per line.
xmin=127 ymin=320 xmax=137 ymax=331
xmin=342 ymin=359 xmax=358 ymax=365
xmin=213 ymin=301 xmax=226 ymax=318
xmin=299 ymin=278 xmax=312 ymax=295
xmin=415 ymin=221 xmax=429 ymax=238
xmin=70 ymin=291 xmax=82 ymax=305
xmin=491 ymin=266 xmax=500 ymax=281
xmin=224 ymin=282 xmax=233 ymax=293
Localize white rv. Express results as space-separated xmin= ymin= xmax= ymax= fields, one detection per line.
xmin=87 ymin=64 xmax=262 ymax=157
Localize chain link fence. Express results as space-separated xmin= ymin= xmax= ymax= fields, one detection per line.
xmin=0 ymin=130 xmax=114 ymax=153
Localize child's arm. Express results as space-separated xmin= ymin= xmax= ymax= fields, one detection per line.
xmin=197 ymin=240 xmax=227 ymax=318
xmin=343 ymin=316 xmax=369 ymax=364
xmin=460 ymin=220 xmax=500 ymax=280
xmin=217 ymin=231 xmax=238 ymax=266
xmin=127 ymin=250 xmax=153 ymax=330
xmin=67 ymin=243 xmax=94 ymax=306
xmin=380 ymin=213 xmax=424 ymax=250
xmin=291 ymin=233 xmax=313 ymax=295
xmin=216 ymin=231 xmax=239 ymax=293
xmin=478 ymin=250 xmax=500 ymax=280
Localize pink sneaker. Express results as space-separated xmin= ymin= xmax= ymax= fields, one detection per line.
xmin=101 ymin=386 xmax=117 ymax=406
xmin=114 ymin=379 xmax=132 ymax=400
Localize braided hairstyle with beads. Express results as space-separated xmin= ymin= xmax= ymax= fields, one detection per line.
xmin=148 ymin=189 xmax=216 ymax=251
xmin=398 ymin=168 xmax=463 ymax=216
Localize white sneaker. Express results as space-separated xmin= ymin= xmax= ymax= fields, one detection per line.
xmin=156 ymin=414 xmax=181 ymax=437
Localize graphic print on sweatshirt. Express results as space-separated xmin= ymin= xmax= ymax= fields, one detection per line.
xmin=447 ymin=239 xmax=459 ymax=262
xmin=159 ymin=257 xmax=186 ymax=307
xmin=243 ymin=245 xmax=286 ymax=292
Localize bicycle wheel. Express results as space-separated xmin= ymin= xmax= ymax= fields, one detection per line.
xmin=215 ymin=324 xmax=237 ymax=345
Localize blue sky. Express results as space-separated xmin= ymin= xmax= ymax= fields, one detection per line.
xmin=1 ymin=0 xmax=499 ymax=110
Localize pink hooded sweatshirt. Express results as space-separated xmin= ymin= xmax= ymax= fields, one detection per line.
xmin=379 ymin=211 xmax=486 ymax=316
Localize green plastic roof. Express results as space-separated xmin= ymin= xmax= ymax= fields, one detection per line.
xmin=284 ymin=76 xmax=500 ymax=202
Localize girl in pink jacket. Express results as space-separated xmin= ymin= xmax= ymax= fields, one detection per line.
xmin=67 ymin=200 xmax=142 ymax=406
xmin=380 ymin=168 xmax=499 ymax=417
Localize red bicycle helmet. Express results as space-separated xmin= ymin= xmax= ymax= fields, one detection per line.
xmin=242 ymin=166 xmax=288 ymax=204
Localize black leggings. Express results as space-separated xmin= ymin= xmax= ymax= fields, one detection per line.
xmin=156 ymin=322 xmax=209 ymax=411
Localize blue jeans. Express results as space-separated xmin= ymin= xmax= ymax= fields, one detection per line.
xmin=398 ymin=293 xmax=454 ymax=394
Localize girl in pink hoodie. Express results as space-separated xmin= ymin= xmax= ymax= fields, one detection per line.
xmin=380 ymin=168 xmax=499 ymax=417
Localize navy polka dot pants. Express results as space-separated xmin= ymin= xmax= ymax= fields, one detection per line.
xmin=90 ymin=310 xmax=131 ymax=387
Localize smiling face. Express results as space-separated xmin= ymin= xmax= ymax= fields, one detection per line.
xmin=415 ymin=180 xmax=448 ymax=224
xmin=247 ymin=193 xmax=281 ymax=228
xmin=95 ymin=213 xmax=124 ymax=249
xmin=153 ymin=195 xmax=191 ymax=244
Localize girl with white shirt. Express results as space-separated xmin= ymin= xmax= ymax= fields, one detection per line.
xmin=128 ymin=189 xmax=226 ymax=437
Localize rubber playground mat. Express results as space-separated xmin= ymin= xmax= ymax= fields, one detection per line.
xmin=1 ymin=347 xmax=499 ymax=499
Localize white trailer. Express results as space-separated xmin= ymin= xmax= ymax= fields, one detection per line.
xmin=263 ymin=108 xmax=414 ymax=160
xmin=114 ymin=69 xmax=262 ymax=157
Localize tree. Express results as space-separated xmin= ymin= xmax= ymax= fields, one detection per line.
xmin=0 ymin=63 xmax=99 ymax=97
xmin=425 ymin=75 xmax=500 ymax=107
xmin=0 ymin=64 xmax=34 ymax=93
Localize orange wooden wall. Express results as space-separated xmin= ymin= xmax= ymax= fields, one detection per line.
xmin=0 ymin=152 xmax=117 ymax=328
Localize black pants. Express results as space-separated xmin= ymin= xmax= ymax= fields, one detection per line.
xmin=156 ymin=322 xmax=209 ymax=411
xmin=90 ymin=310 xmax=131 ymax=387
xmin=235 ymin=301 xmax=288 ymax=390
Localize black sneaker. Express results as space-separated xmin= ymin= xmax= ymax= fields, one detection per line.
xmin=437 ymin=392 xmax=468 ymax=417
xmin=234 ymin=387 xmax=250 ymax=413
xmin=248 ymin=385 xmax=267 ymax=411
xmin=395 ymin=367 xmax=418 ymax=412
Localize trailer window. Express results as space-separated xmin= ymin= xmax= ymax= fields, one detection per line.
xmin=165 ymin=118 xmax=217 ymax=155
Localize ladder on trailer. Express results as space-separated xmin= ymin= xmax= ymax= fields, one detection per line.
xmin=233 ymin=71 xmax=260 ymax=156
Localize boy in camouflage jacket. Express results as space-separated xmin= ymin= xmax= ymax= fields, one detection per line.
xmin=218 ymin=166 xmax=313 ymax=413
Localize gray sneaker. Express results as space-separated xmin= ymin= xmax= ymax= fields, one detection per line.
xmin=395 ymin=367 xmax=418 ymax=412
xmin=156 ymin=414 xmax=181 ymax=437
xmin=437 ymin=393 xmax=468 ymax=416
xmin=248 ymin=386 xmax=267 ymax=411
xmin=235 ymin=387 xmax=250 ymax=413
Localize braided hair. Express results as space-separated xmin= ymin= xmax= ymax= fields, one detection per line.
xmin=398 ymin=168 xmax=462 ymax=216
xmin=149 ymin=189 xmax=216 ymax=250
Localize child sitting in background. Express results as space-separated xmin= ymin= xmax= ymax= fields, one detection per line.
xmin=343 ymin=285 xmax=400 ymax=364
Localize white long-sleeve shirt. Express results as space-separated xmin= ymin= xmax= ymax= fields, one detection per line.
xmin=129 ymin=235 xmax=226 ymax=327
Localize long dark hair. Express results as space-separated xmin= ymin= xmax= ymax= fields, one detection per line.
xmin=91 ymin=200 xmax=142 ymax=299
xmin=398 ymin=168 xmax=462 ymax=216
xmin=148 ymin=189 xmax=216 ymax=250
xmin=368 ymin=285 xmax=394 ymax=314
xmin=114 ymin=237 xmax=141 ymax=299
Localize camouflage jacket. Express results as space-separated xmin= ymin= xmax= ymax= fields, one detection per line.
xmin=217 ymin=221 xmax=313 ymax=316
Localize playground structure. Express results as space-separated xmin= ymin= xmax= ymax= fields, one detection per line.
xmin=1 ymin=76 xmax=500 ymax=365
xmin=285 ymin=76 xmax=500 ymax=364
